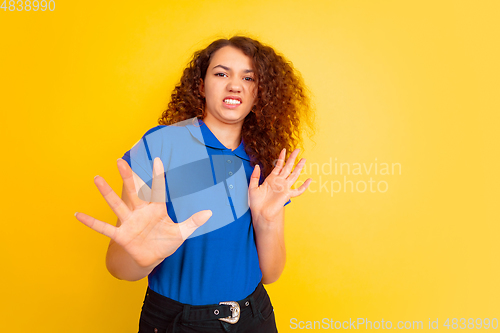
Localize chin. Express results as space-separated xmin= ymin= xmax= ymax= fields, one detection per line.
xmin=219 ymin=113 xmax=247 ymax=123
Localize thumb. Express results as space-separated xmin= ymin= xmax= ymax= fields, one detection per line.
xmin=178 ymin=210 xmax=212 ymax=241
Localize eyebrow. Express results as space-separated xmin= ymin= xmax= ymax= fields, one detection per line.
xmin=212 ymin=64 xmax=254 ymax=73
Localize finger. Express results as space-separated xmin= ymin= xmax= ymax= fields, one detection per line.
xmin=286 ymin=158 xmax=307 ymax=185
xmin=290 ymin=178 xmax=312 ymax=198
xmin=134 ymin=172 xmax=152 ymax=202
xmin=280 ymin=149 xmax=301 ymax=178
xmin=271 ymin=148 xmax=286 ymax=175
xmin=150 ymin=158 xmax=166 ymax=203
xmin=75 ymin=212 xmax=118 ymax=240
xmin=178 ymin=210 xmax=212 ymax=241
xmin=249 ymin=164 xmax=261 ymax=191
xmin=94 ymin=175 xmax=132 ymax=222
xmin=117 ymin=159 xmax=145 ymax=209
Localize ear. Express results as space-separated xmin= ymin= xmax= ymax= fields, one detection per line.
xmin=199 ymin=78 xmax=205 ymax=98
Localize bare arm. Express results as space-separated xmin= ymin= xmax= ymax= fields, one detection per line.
xmin=248 ymin=149 xmax=311 ymax=284
xmin=253 ymin=207 xmax=286 ymax=284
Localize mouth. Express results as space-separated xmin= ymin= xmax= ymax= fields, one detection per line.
xmin=223 ymin=97 xmax=242 ymax=106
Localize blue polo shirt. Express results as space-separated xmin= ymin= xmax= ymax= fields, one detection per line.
xmin=122 ymin=117 xmax=289 ymax=305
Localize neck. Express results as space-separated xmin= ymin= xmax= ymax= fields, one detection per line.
xmin=202 ymin=116 xmax=243 ymax=151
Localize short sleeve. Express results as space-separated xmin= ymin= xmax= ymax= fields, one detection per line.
xmin=121 ymin=126 xmax=165 ymax=189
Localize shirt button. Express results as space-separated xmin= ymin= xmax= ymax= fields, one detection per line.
xmin=228 ymin=171 xmax=233 ymax=176
xmin=227 ymin=160 xmax=232 ymax=163
xmin=228 ymin=184 xmax=234 ymax=189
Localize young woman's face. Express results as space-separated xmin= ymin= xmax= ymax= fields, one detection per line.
xmin=200 ymin=46 xmax=258 ymax=127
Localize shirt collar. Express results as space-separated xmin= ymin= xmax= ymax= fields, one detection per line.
xmin=185 ymin=118 xmax=251 ymax=161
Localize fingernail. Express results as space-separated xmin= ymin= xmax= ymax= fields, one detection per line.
xmin=94 ymin=175 xmax=99 ymax=179
xmin=74 ymin=212 xmax=78 ymax=217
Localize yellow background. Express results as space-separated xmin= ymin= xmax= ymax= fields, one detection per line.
xmin=1 ymin=0 xmax=498 ymax=331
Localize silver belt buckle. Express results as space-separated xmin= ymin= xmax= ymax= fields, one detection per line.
xmin=218 ymin=301 xmax=240 ymax=324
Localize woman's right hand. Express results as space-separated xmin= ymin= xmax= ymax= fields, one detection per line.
xmin=75 ymin=157 xmax=212 ymax=269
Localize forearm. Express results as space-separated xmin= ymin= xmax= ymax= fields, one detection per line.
xmin=253 ymin=207 xmax=286 ymax=284
xmin=105 ymin=241 xmax=160 ymax=281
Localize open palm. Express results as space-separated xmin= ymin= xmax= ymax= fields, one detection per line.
xmin=248 ymin=148 xmax=311 ymax=224
xmin=75 ymin=157 xmax=212 ymax=268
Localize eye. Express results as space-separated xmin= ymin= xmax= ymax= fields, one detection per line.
xmin=215 ymin=73 xmax=227 ymax=77
xmin=243 ymin=77 xmax=255 ymax=82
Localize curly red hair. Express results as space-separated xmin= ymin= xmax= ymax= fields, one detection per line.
xmin=159 ymin=36 xmax=315 ymax=179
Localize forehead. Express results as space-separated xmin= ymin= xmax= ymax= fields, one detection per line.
xmin=209 ymin=46 xmax=254 ymax=70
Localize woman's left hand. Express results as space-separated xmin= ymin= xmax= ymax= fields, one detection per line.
xmin=248 ymin=148 xmax=312 ymax=228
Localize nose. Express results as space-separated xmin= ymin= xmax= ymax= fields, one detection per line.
xmin=227 ymin=78 xmax=242 ymax=93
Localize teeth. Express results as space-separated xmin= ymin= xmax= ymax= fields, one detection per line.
xmin=224 ymin=99 xmax=241 ymax=105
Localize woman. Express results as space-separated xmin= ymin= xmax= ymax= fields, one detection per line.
xmin=75 ymin=36 xmax=314 ymax=333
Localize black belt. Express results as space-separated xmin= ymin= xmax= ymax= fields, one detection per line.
xmin=179 ymin=297 xmax=251 ymax=324
xmin=144 ymin=282 xmax=265 ymax=332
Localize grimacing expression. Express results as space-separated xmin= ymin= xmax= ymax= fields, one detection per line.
xmin=200 ymin=46 xmax=258 ymax=126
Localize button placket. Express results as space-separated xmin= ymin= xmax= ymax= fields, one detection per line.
xmin=226 ymin=155 xmax=235 ymax=199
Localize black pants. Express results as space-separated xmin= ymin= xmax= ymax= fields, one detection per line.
xmin=138 ymin=282 xmax=278 ymax=333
